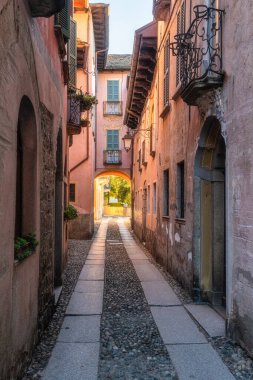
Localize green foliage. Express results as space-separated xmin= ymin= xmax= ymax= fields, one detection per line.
xmin=64 ymin=204 xmax=78 ymax=221
xmin=108 ymin=176 xmax=131 ymax=206
xmin=108 ymin=203 xmax=123 ymax=207
xmin=76 ymin=93 xmax=98 ymax=111
xmin=14 ymin=233 xmax=39 ymax=261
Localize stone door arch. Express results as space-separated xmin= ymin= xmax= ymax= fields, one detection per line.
xmin=193 ymin=116 xmax=226 ymax=307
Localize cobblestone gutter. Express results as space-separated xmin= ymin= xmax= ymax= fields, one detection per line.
xmin=98 ymin=220 xmax=178 ymax=380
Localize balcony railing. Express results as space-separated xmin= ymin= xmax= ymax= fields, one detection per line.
xmin=103 ymin=150 xmax=122 ymax=165
xmin=170 ymin=5 xmax=224 ymax=105
xmin=28 ymin=0 xmax=65 ymax=17
xmin=153 ymin=0 xmax=171 ymax=21
xmin=103 ymin=101 xmax=123 ymax=116
xmin=67 ymin=88 xmax=81 ymax=136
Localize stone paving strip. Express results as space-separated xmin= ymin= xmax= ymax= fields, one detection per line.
xmin=118 ymin=219 xmax=235 ymax=380
xmin=42 ymin=221 xmax=108 ymax=380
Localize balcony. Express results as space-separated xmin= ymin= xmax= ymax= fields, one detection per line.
xmin=170 ymin=5 xmax=224 ymax=106
xmin=67 ymin=90 xmax=81 ymax=136
xmin=103 ymin=150 xmax=122 ymax=165
xmin=153 ymin=0 xmax=171 ymax=21
xmin=28 ymin=0 xmax=65 ymax=17
xmin=103 ymin=101 xmax=123 ymax=116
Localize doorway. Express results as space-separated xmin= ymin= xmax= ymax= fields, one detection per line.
xmin=193 ymin=117 xmax=226 ymax=307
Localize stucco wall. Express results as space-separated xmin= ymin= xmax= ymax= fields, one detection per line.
xmin=0 ymin=1 xmax=67 ymax=378
xmin=131 ymin=0 xmax=253 ymax=356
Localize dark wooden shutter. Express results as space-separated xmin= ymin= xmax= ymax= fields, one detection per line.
xmin=68 ymin=17 xmax=77 ymax=87
xmin=55 ymin=0 xmax=70 ymax=41
xmin=163 ymin=36 xmax=170 ymax=107
xmin=176 ymin=1 xmax=185 ymax=86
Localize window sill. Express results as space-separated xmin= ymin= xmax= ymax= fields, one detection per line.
xmin=160 ymin=103 xmax=171 ymax=119
xmin=175 ymin=218 xmax=186 ymax=225
xmin=162 ymin=215 xmax=170 ymax=221
xmin=14 ymin=250 xmax=36 ymax=266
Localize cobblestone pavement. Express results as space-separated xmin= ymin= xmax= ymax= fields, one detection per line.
xmin=23 ymin=218 xmax=253 ymax=380
xmin=98 ymin=220 xmax=177 ymax=380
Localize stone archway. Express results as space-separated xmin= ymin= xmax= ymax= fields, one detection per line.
xmin=193 ymin=117 xmax=226 ymax=307
xmin=94 ymin=170 xmax=131 ymax=220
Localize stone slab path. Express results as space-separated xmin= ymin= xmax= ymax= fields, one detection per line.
xmin=43 ymin=218 xmax=235 ymax=380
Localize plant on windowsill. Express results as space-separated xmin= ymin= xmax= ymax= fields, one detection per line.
xmin=76 ymin=93 xmax=98 ymax=112
xmin=64 ymin=204 xmax=78 ymax=221
xmin=14 ymin=233 xmax=39 ymax=262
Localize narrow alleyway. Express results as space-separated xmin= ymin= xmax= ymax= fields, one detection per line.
xmin=42 ymin=218 xmax=236 ymax=380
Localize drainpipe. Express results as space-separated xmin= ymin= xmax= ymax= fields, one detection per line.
xmin=95 ymin=48 xmax=108 ymax=171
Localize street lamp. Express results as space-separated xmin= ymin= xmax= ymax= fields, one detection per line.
xmin=122 ymin=127 xmax=152 ymax=152
xmin=122 ymin=131 xmax=133 ymax=152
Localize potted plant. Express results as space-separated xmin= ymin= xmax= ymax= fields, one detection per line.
xmin=64 ymin=204 xmax=78 ymax=221
xmin=76 ymin=93 xmax=98 ymax=112
xmin=14 ymin=233 xmax=39 ymax=262
xmin=80 ymin=118 xmax=90 ymax=128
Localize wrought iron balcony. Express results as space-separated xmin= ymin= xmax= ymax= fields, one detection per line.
xmin=103 ymin=101 xmax=123 ymax=116
xmin=170 ymin=5 xmax=224 ymax=105
xmin=153 ymin=0 xmax=171 ymax=21
xmin=67 ymin=89 xmax=82 ymax=136
xmin=103 ymin=150 xmax=122 ymax=165
xmin=28 ymin=0 xmax=65 ymax=17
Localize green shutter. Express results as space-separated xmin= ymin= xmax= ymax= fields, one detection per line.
xmin=55 ymin=0 xmax=71 ymax=41
xmin=68 ymin=17 xmax=77 ymax=87
xmin=107 ymin=130 xmax=119 ymax=150
xmin=107 ymin=81 xmax=119 ymax=101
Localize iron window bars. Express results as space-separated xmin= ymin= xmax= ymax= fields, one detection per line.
xmin=170 ymin=5 xmax=225 ymax=90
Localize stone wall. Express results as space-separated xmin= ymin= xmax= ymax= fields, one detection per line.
xmin=69 ymin=213 xmax=94 ymax=240
xmin=39 ymin=103 xmax=55 ymax=332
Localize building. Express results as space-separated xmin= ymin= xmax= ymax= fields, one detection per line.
xmin=69 ymin=1 xmax=109 ymax=239
xmin=125 ymin=0 xmax=253 ymax=356
xmin=95 ymin=54 xmax=132 ymax=219
xmin=0 ymin=0 xmax=75 ymax=377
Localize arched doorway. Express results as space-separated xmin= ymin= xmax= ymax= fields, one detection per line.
xmin=15 ymin=96 xmax=38 ymax=238
xmin=94 ymin=171 xmax=131 ymax=220
xmin=193 ymin=117 xmax=226 ymax=307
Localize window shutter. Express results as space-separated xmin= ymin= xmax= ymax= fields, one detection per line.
xmin=163 ymin=36 xmax=170 ymax=107
xmin=113 ymin=130 xmax=119 ymax=149
xmin=107 ymin=130 xmax=119 ymax=150
xmin=68 ymin=17 xmax=77 ymax=87
xmin=55 ymin=0 xmax=71 ymax=41
xmin=107 ymin=80 xmax=119 ymax=101
xmin=176 ymin=1 xmax=185 ymax=86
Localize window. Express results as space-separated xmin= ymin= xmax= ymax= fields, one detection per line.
xmin=147 ymin=185 xmax=151 ymax=214
xmin=153 ymin=182 xmax=157 ymax=214
xmin=68 ymin=17 xmax=77 ymax=87
xmin=176 ymin=1 xmax=185 ymax=86
xmin=163 ymin=169 xmax=169 ymax=216
xmin=55 ymin=0 xmax=71 ymax=41
xmin=164 ymin=36 xmax=170 ymax=107
xmin=138 ymin=149 xmax=142 ymax=171
xmin=107 ymin=130 xmax=119 ymax=150
xmin=107 ymin=80 xmax=119 ymax=101
xmin=176 ymin=161 xmax=185 ymax=218
xmin=69 ymin=183 xmax=76 ymax=202
xmin=142 ymin=140 xmax=147 ymax=165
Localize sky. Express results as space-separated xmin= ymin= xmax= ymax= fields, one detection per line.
xmin=99 ymin=0 xmax=154 ymax=54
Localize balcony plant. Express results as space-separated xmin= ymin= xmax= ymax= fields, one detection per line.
xmin=76 ymin=93 xmax=98 ymax=112
xmin=14 ymin=233 xmax=39 ymax=262
xmin=64 ymin=204 xmax=78 ymax=221
xmin=80 ymin=118 xmax=90 ymax=128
